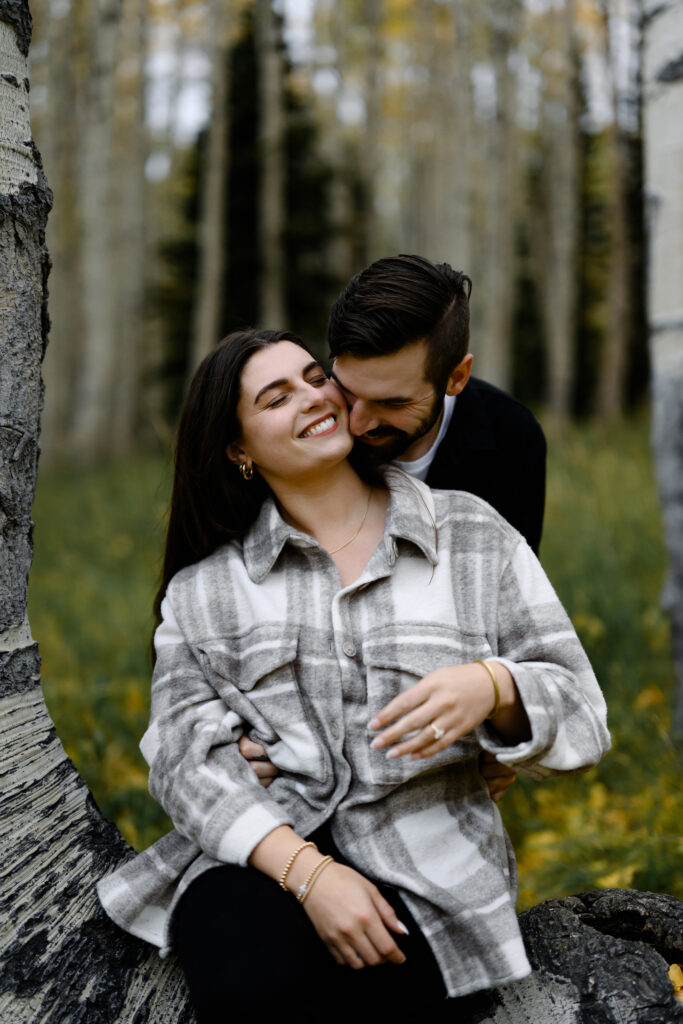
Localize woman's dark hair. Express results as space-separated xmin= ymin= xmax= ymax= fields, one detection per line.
xmin=328 ymin=254 xmax=472 ymax=395
xmin=153 ymin=328 xmax=308 ymax=630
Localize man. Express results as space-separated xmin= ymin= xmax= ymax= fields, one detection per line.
xmin=327 ymin=253 xmax=546 ymax=553
xmin=242 ymin=254 xmax=545 ymax=798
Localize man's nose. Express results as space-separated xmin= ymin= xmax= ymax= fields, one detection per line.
xmin=348 ymin=399 xmax=379 ymax=437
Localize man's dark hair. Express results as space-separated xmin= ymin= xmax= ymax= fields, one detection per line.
xmin=328 ymin=254 xmax=472 ymax=394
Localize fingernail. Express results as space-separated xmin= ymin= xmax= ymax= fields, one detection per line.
xmin=386 ymin=749 xmax=401 ymax=759
xmin=371 ymin=736 xmax=383 ymax=749
xmin=396 ymin=920 xmax=409 ymax=935
xmin=369 ymin=717 xmax=380 ymax=730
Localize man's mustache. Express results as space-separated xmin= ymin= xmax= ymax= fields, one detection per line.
xmin=359 ymin=426 xmax=406 ymax=441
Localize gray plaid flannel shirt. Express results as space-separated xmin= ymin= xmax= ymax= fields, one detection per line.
xmin=97 ymin=468 xmax=610 ymax=998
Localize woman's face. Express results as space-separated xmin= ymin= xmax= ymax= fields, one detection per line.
xmin=229 ymin=341 xmax=353 ymax=487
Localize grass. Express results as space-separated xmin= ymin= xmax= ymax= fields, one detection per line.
xmin=28 ymin=415 xmax=681 ymax=905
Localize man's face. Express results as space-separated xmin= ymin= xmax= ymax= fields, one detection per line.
xmin=331 ymin=341 xmax=445 ymax=463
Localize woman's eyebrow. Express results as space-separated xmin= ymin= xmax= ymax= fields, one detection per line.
xmin=254 ymin=362 xmax=322 ymax=404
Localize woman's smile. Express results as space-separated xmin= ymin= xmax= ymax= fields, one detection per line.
xmin=298 ymin=414 xmax=338 ymax=439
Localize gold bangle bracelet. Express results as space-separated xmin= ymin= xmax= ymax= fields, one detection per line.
xmin=297 ymin=855 xmax=334 ymax=904
xmin=476 ymin=659 xmax=501 ymax=719
xmin=279 ymin=841 xmax=317 ymax=891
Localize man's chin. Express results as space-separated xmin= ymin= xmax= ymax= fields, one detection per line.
xmin=353 ymin=434 xmax=408 ymax=464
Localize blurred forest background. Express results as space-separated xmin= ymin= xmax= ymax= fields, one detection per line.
xmin=25 ymin=0 xmax=681 ymax=907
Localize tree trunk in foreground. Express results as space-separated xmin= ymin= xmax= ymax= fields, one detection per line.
xmin=0 ymin=5 xmax=681 ymax=1017
xmin=0 ymin=2 xmax=193 ymax=1019
xmin=643 ymin=0 xmax=683 ymax=740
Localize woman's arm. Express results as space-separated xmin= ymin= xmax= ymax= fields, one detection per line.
xmin=369 ymin=660 xmax=530 ymax=761
xmin=249 ymin=826 xmax=409 ymax=969
xmin=142 ymin=590 xmax=293 ymax=864
xmin=370 ymin=537 xmax=610 ymax=774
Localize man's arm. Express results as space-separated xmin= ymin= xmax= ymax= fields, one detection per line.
xmin=239 ymin=724 xmax=517 ymax=802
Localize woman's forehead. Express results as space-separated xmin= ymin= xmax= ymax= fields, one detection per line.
xmin=240 ymin=341 xmax=318 ymax=398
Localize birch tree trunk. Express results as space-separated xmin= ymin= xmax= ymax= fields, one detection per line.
xmin=358 ymin=0 xmax=382 ymax=263
xmin=0 ymin=4 xmax=195 ymax=1018
xmin=537 ymin=0 xmax=580 ymax=422
xmin=595 ymin=0 xmax=635 ymax=420
xmin=643 ymin=0 xmax=683 ymax=739
xmin=476 ymin=0 xmax=523 ymax=391
xmin=187 ymin=0 xmax=231 ymax=377
xmin=111 ymin=0 xmax=149 ymax=451
xmin=39 ymin=0 xmax=81 ymax=458
xmin=255 ymin=0 xmax=286 ymax=326
xmin=69 ymin=0 xmax=123 ymax=455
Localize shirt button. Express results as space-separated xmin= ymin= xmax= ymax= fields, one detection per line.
xmin=330 ymin=722 xmax=340 ymax=739
xmin=342 ymin=641 xmax=356 ymax=658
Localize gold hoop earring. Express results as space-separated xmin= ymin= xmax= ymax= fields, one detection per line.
xmin=239 ymin=462 xmax=254 ymax=481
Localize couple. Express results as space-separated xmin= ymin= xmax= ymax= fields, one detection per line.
xmin=98 ymin=255 xmax=609 ymax=1023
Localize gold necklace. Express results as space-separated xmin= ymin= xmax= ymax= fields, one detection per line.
xmin=327 ymin=487 xmax=373 ymax=555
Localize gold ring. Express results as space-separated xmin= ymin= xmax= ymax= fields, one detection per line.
xmin=430 ymin=723 xmax=445 ymax=741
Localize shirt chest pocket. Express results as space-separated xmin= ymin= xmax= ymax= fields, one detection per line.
xmin=197 ymin=626 xmax=325 ymax=779
xmin=362 ymin=625 xmax=491 ymax=785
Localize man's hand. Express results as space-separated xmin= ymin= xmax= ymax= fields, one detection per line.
xmin=237 ymin=735 xmax=278 ymax=788
xmin=479 ymin=750 xmax=516 ymax=803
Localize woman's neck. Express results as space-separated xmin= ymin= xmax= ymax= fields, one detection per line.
xmin=269 ymin=461 xmax=389 ymax=587
xmin=268 ymin=461 xmax=377 ymax=553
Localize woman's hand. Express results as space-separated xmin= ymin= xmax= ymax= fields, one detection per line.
xmin=369 ymin=660 xmax=530 ymax=760
xmin=249 ymin=825 xmax=408 ymax=970
xmin=237 ymin=735 xmax=278 ymax=788
xmin=301 ymin=862 xmax=408 ymax=969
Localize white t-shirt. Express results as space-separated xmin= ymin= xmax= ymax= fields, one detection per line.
xmin=392 ymin=394 xmax=456 ymax=481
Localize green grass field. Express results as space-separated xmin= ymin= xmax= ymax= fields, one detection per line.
xmin=28 ymin=415 xmax=681 ymax=907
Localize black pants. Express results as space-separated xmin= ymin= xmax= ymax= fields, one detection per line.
xmin=173 ymin=825 xmax=458 ymax=1024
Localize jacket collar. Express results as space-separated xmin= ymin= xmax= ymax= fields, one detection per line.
xmin=242 ymin=466 xmax=439 ymax=583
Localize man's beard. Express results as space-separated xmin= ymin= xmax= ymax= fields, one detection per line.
xmin=351 ymin=397 xmax=444 ymax=466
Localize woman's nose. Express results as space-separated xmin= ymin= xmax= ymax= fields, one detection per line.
xmin=301 ymin=381 xmax=325 ymax=408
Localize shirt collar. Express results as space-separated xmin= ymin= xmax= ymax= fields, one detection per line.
xmin=242 ymin=466 xmax=439 ymax=583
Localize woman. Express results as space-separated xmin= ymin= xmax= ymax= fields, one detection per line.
xmin=98 ymin=329 xmax=610 ymax=1022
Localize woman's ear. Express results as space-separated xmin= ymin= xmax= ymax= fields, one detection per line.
xmin=226 ymin=441 xmax=247 ymax=467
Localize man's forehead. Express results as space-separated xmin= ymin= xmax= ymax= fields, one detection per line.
xmin=332 ymin=345 xmax=431 ymax=398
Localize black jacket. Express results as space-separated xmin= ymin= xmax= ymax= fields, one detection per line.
xmin=426 ymin=377 xmax=546 ymax=554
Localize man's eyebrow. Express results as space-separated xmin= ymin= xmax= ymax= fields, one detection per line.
xmin=254 ymin=361 xmax=322 ymax=404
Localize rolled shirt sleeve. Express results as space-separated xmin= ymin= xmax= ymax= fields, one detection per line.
xmin=476 ymin=537 xmax=611 ymax=777
xmin=142 ymin=591 xmax=293 ymax=865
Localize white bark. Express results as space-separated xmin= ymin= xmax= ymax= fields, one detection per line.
xmin=111 ymin=0 xmax=150 ymax=451
xmin=0 ymin=6 xmax=196 ymax=1017
xmin=475 ymin=1 xmax=523 ymax=391
xmin=255 ymin=0 xmax=286 ymax=326
xmin=69 ymin=0 xmax=124 ymax=455
xmin=0 ymin=22 xmax=36 ymax=190
xmin=39 ymin=0 xmax=81 ymax=458
xmin=187 ymin=0 xmax=231 ymax=376
xmin=643 ymin=0 xmax=683 ymax=737
xmin=358 ymin=0 xmax=382 ymax=262
xmin=537 ymin=0 xmax=580 ymax=421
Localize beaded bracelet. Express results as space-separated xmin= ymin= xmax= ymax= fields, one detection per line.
xmin=297 ymin=855 xmax=334 ymax=904
xmin=279 ymin=841 xmax=317 ymax=891
xmin=475 ymin=659 xmax=501 ymax=719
